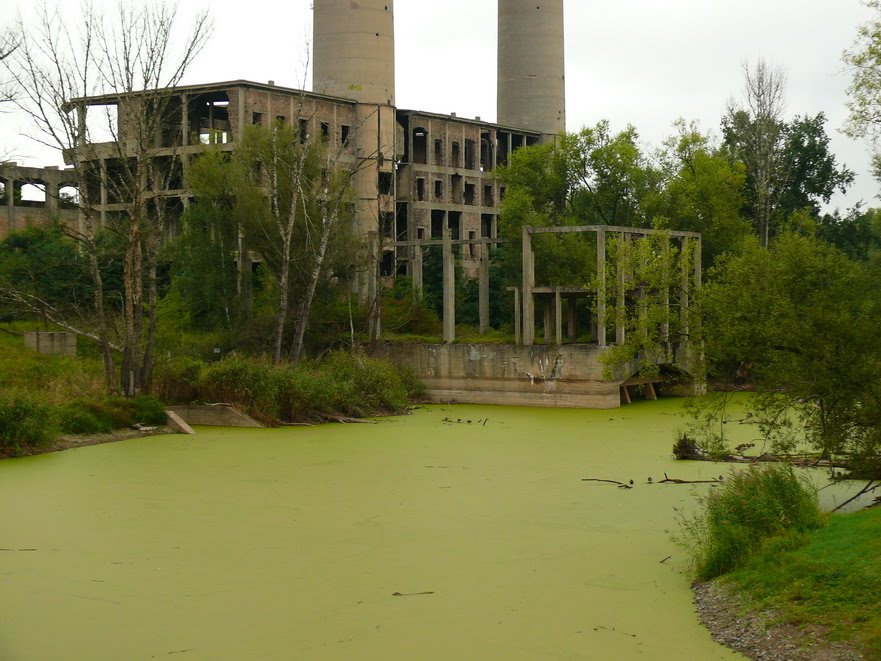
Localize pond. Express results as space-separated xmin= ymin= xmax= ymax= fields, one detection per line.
xmin=0 ymin=399 xmax=868 ymax=659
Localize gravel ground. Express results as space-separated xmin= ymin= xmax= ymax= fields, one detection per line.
xmin=693 ymin=581 xmax=864 ymax=660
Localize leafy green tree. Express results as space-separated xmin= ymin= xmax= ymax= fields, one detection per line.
xmin=845 ymin=0 xmax=881 ymax=179
xmin=0 ymin=225 xmax=92 ymax=324
xmin=700 ymin=233 xmax=881 ymax=472
xmin=656 ymin=120 xmax=751 ymax=265
xmin=170 ymin=149 xmax=243 ymax=330
xmin=816 ymin=206 xmax=881 ymax=261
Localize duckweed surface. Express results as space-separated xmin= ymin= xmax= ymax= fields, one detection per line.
xmin=0 ymin=399 xmax=866 ymax=659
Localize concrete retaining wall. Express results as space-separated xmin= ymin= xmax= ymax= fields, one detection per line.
xmin=166 ymin=405 xmax=263 ymax=428
xmin=374 ymin=342 xmax=637 ymax=409
xmin=23 ymin=332 xmax=77 ymax=356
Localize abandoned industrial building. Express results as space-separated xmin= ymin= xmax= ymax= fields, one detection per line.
xmin=1 ymin=0 xmax=703 ymax=408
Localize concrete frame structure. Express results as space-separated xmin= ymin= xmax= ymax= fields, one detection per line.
xmin=0 ymin=163 xmax=81 ymax=239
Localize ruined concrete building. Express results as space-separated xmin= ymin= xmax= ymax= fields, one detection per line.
xmin=2 ymin=0 xmax=566 ymax=281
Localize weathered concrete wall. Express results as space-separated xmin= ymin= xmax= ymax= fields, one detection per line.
xmin=374 ymin=342 xmax=635 ymax=410
xmin=23 ymin=332 xmax=77 ymax=357
xmin=166 ymin=405 xmax=263 ymax=428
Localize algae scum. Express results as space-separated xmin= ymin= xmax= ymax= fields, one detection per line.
xmin=2 ymin=401 xmax=771 ymax=659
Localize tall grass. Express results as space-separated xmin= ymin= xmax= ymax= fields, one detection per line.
xmin=0 ymin=393 xmax=56 ymax=456
xmin=155 ymin=350 xmax=421 ymax=424
xmin=676 ymin=464 xmax=825 ymax=580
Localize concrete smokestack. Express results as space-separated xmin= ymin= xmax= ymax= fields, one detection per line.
xmin=498 ymin=0 xmax=566 ymax=139
xmin=312 ymin=0 xmax=395 ymax=106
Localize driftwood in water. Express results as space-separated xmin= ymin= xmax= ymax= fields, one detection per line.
xmin=582 ymin=478 xmax=634 ymax=489
xmin=658 ymin=473 xmax=724 ymax=485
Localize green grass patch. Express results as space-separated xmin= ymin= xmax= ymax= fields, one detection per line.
xmin=723 ymin=506 xmax=881 ymax=657
xmin=676 ymin=464 xmax=825 ymax=580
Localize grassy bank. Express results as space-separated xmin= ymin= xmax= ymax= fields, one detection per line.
xmin=723 ymin=505 xmax=881 ymax=657
xmin=155 ymin=351 xmax=424 ymax=425
xmin=0 ymin=327 xmax=168 ymax=457
xmin=1 ymin=326 xmax=425 ymax=456
xmin=679 ymin=463 xmax=880 ymax=657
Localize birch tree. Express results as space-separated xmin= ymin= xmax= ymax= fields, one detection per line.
xmin=723 ymin=60 xmax=787 ymax=247
xmin=2 ymin=1 xmax=211 ymax=394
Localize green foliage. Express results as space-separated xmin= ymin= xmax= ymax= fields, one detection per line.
xmin=0 ymin=393 xmax=55 ymax=456
xmin=160 ymin=352 xmax=419 ymax=424
xmin=0 ymin=225 xmax=93 ymax=320
xmin=676 ymin=464 xmax=824 ymax=580
xmin=198 ymin=354 xmax=281 ymax=422
xmin=699 ymin=233 xmax=881 ymax=471
xmin=725 ymin=507 xmax=881 ymax=657
xmin=54 ymin=396 xmax=167 ymax=435
xmin=379 ymin=276 xmax=442 ymax=336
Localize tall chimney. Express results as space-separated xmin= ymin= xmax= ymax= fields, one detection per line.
xmin=498 ymin=0 xmax=566 ymax=140
xmin=312 ymin=0 xmax=395 ymax=106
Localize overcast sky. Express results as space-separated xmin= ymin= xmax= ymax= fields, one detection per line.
xmin=3 ymin=0 xmax=877 ymax=212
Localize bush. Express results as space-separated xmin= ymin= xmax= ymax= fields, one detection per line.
xmin=153 ymin=357 xmax=205 ymax=404
xmin=54 ymin=395 xmax=167 ymax=435
xmin=198 ymin=354 xmax=280 ymax=422
xmin=0 ymin=394 xmax=55 ymax=456
xmin=676 ymin=464 xmax=825 ymax=580
xmin=55 ymin=403 xmax=112 ymax=435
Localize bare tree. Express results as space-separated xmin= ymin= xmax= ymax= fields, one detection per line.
xmin=2 ymin=1 xmax=211 ymax=394
xmin=724 ymin=59 xmax=788 ymax=247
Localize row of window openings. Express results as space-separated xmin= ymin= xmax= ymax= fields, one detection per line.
xmin=381 ymin=211 xmax=496 ymax=242
xmin=252 ymin=113 xmax=350 ymax=145
xmin=415 ymin=179 xmax=502 ymax=206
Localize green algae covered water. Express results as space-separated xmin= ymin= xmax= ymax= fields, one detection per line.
xmin=0 ymin=399 xmax=867 ymax=659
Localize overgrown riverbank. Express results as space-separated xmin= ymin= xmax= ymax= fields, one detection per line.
xmin=0 ymin=327 xmax=424 ymax=457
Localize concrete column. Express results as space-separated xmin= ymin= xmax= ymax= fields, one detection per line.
xmin=412 ymin=242 xmax=423 ymax=294
xmin=46 ymin=179 xmax=59 ymax=212
xmin=76 ymin=103 xmax=87 ymax=147
xmin=99 ymin=159 xmax=108 ymax=227
xmin=567 ymin=296 xmax=577 ymax=342
xmin=512 ymin=287 xmax=521 ymax=345
xmin=615 ymin=233 xmax=627 ymax=346
xmin=680 ymin=237 xmax=691 ymax=339
xmin=478 ymin=243 xmax=490 ymax=335
xmin=442 ymin=229 xmax=455 ymax=344
xmin=367 ymin=231 xmax=381 ymax=340
xmin=181 ymin=93 xmax=189 ymax=147
xmin=596 ymin=227 xmax=606 ymax=347
xmin=543 ymin=298 xmax=553 ymax=345
xmin=555 ymin=290 xmax=563 ymax=346
xmin=661 ymin=238 xmax=670 ymax=346
xmin=4 ymin=177 xmax=14 ymax=233
xmin=521 ymin=226 xmax=535 ymax=345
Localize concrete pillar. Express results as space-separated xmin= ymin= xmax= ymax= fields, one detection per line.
xmin=596 ymin=227 xmax=606 ymax=347
xmin=181 ymin=93 xmax=189 ymax=147
xmin=512 ymin=287 xmax=521 ymax=346
xmin=661 ymin=238 xmax=670 ymax=346
xmin=478 ymin=243 xmax=490 ymax=335
xmin=367 ymin=231 xmax=381 ymax=340
xmin=543 ymin=298 xmax=553 ymax=345
xmin=567 ymin=296 xmax=577 ymax=342
xmin=46 ymin=179 xmax=59 ymax=212
xmin=521 ymin=226 xmax=535 ymax=345
xmin=442 ymin=229 xmax=455 ymax=344
xmin=615 ymin=233 xmax=628 ymax=346
xmin=555 ymin=290 xmax=563 ymax=346
xmin=99 ymin=159 xmax=108 ymax=227
xmin=4 ymin=177 xmax=14 ymax=233
xmin=412 ymin=242 xmax=423 ymax=294
xmin=681 ymin=237 xmax=691 ymax=339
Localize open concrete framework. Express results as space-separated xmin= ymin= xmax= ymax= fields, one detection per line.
xmin=0 ymin=163 xmax=82 ymax=239
xmin=375 ymin=224 xmax=703 ymax=409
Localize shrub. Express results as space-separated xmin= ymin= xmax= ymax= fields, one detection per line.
xmin=0 ymin=394 xmax=55 ymax=456
xmin=55 ymin=403 xmax=112 ymax=435
xmin=153 ymin=356 xmax=205 ymax=404
xmin=198 ymin=354 xmax=280 ymax=422
xmin=676 ymin=464 xmax=825 ymax=580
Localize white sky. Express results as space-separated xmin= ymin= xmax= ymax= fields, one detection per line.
xmin=2 ymin=0 xmax=877 ymax=212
